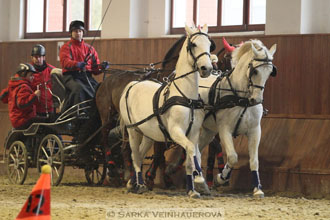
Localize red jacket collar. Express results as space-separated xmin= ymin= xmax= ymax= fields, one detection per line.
xmin=70 ymin=38 xmax=84 ymax=46
xmin=9 ymin=74 xmax=30 ymax=89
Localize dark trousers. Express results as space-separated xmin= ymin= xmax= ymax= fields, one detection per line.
xmin=62 ymin=72 xmax=98 ymax=110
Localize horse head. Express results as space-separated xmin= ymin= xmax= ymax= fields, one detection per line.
xmin=184 ymin=24 xmax=213 ymax=78
xmin=232 ymin=40 xmax=277 ymax=105
xmin=217 ymin=37 xmax=242 ymax=72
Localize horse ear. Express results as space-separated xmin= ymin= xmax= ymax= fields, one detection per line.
xmin=185 ymin=24 xmax=193 ymax=36
xmin=201 ymin=24 xmax=208 ymax=33
xmin=251 ymin=42 xmax=259 ymax=56
xmin=269 ymin=44 xmax=277 ymax=56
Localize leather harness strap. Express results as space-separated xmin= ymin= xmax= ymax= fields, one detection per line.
xmin=126 ymin=81 xmax=204 ymax=144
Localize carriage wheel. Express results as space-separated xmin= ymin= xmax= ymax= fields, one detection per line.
xmin=6 ymin=141 xmax=29 ymax=185
xmin=37 ymin=134 xmax=65 ymax=186
xmin=84 ymin=145 xmax=107 ymax=185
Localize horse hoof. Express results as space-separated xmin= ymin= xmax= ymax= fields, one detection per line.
xmin=126 ymin=179 xmax=135 ymax=192
xmin=145 ymin=178 xmax=154 ymax=191
xmin=214 ymin=174 xmax=229 ymax=187
xmin=194 ymin=180 xmax=211 ymax=195
xmin=136 ymin=184 xmax=148 ymax=194
xmin=253 ymin=187 xmax=264 ymax=198
xmin=164 ymin=174 xmax=176 ymax=190
xmin=187 ymin=190 xmax=201 ymax=199
xmin=194 ymin=175 xmax=205 ymax=184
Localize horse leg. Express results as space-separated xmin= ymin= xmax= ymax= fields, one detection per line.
xmin=105 ymin=125 xmax=124 ymax=186
xmin=205 ymin=135 xmax=225 ymax=188
xmin=214 ymin=135 xmax=226 ymax=184
xmin=191 ymin=127 xmax=217 ymax=194
xmin=206 ymin=140 xmax=217 ymax=187
xmin=126 ymin=129 xmax=143 ymax=193
xmin=145 ymin=142 xmax=165 ymax=190
xmin=215 ymin=131 xmax=238 ymax=186
xmin=248 ymin=128 xmax=264 ymax=197
xmin=122 ymin=140 xmax=133 ymax=182
xmin=135 ymin=136 xmax=154 ymax=194
xmin=170 ymin=129 xmax=201 ymax=198
xmin=164 ymin=146 xmax=185 ymax=189
xmin=193 ymin=144 xmax=211 ymax=195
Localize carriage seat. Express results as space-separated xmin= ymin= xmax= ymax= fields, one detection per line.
xmin=50 ymin=68 xmax=91 ymax=119
xmin=51 ymin=68 xmax=66 ymax=111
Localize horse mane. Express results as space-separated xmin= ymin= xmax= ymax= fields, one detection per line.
xmin=162 ymin=35 xmax=186 ymax=69
xmin=231 ymin=39 xmax=265 ymax=65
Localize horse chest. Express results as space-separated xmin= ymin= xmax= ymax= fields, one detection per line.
xmin=212 ymin=105 xmax=262 ymax=135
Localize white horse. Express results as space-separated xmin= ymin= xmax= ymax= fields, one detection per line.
xmin=197 ymin=39 xmax=277 ymax=197
xmin=119 ymin=24 xmax=213 ymax=198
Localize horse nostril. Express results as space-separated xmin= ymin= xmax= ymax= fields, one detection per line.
xmin=201 ymin=66 xmax=207 ymax=71
xmin=250 ymin=98 xmax=256 ymax=105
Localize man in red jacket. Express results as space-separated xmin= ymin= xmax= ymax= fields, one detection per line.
xmin=30 ymin=44 xmax=56 ymax=117
xmin=59 ymin=20 xmax=108 ymax=110
xmin=7 ymin=63 xmax=43 ymax=130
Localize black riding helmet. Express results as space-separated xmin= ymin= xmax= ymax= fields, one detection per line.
xmin=31 ymin=44 xmax=46 ymax=56
xmin=69 ymin=20 xmax=85 ymax=33
xmin=16 ymin=63 xmax=37 ymax=77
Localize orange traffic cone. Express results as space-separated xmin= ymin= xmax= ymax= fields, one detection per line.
xmin=16 ymin=165 xmax=51 ymax=220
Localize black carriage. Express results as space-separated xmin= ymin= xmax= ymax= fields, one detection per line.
xmin=3 ymin=69 xmax=107 ymax=186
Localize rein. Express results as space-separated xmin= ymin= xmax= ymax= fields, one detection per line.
xmin=106 ymin=55 xmax=179 ymax=69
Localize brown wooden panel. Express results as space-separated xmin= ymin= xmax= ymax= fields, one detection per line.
xmin=215 ymin=117 xmax=330 ymax=196
xmin=1 ymin=34 xmax=330 ymax=116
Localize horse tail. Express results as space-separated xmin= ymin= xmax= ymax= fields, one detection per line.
xmin=119 ymin=116 xmax=129 ymax=143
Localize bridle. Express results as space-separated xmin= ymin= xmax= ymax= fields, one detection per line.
xmin=186 ymin=31 xmax=213 ymax=71
xmin=247 ymin=55 xmax=277 ymax=91
xmin=165 ymin=31 xmax=213 ymax=82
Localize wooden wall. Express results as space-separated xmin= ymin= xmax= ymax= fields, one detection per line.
xmin=1 ymin=34 xmax=330 ymax=117
xmin=0 ymin=34 xmax=329 ymax=196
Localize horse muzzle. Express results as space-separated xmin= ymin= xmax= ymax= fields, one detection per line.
xmin=199 ymin=65 xmax=212 ymax=78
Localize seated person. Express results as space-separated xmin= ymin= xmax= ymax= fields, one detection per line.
xmin=59 ymin=20 xmax=109 ymax=110
xmin=6 ymin=63 xmax=44 ymax=130
xmin=30 ymin=44 xmax=56 ymax=118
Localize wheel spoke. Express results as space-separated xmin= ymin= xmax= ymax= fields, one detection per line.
xmin=9 ymin=169 xmax=16 ymax=178
xmin=16 ymin=170 xmax=21 ymax=182
xmin=19 ymin=166 xmax=25 ymax=174
xmin=38 ymin=159 xmax=48 ymax=164
xmin=41 ymin=146 xmax=50 ymax=159
xmin=13 ymin=146 xmax=18 ymax=157
xmin=48 ymin=139 xmax=55 ymax=156
xmin=52 ymin=166 xmax=60 ymax=177
xmin=52 ymin=161 xmax=62 ymax=165
xmin=9 ymin=153 xmax=16 ymax=161
xmin=18 ymin=161 xmax=26 ymax=165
